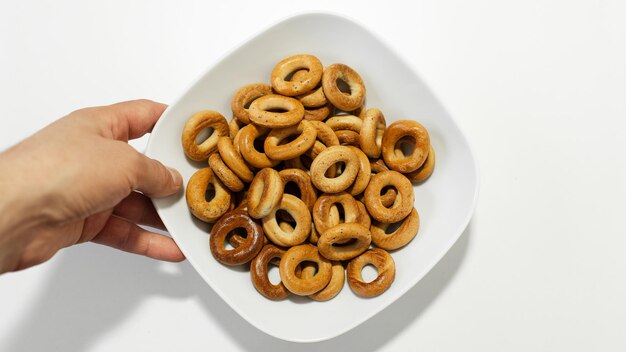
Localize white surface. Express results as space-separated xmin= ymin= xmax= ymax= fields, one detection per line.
xmin=1 ymin=0 xmax=625 ymax=351
xmin=145 ymin=13 xmax=478 ymax=342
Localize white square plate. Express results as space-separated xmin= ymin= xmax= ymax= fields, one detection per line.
xmin=146 ymin=12 xmax=479 ymax=343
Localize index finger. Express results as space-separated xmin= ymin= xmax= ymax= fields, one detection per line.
xmin=98 ymin=99 xmax=168 ymax=141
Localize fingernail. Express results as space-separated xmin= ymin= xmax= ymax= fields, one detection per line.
xmin=167 ymin=167 xmax=182 ymax=188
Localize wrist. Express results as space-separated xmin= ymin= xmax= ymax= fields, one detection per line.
xmin=0 ymin=150 xmax=47 ymax=272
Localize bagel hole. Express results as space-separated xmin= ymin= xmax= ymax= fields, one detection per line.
xmin=300 ymin=154 xmax=313 ymax=169
xmin=285 ymin=69 xmax=309 ymax=81
xmin=336 ymin=78 xmax=351 ymax=94
xmin=224 ymin=228 xmax=248 ymax=250
xmin=243 ymin=99 xmax=255 ymax=109
xmin=334 ymin=203 xmax=346 ymax=223
xmin=253 ymin=135 xmax=266 ymax=152
xmin=195 ymin=127 xmax=214 ymax=145
xmin=380 ymin=186 xmax=397 ymax=206
xmin=332 ymin=238 xmax=357 ymax=247
xmin=361 ymin=264 xmax=379 ymax=283
xmin=267 ymin=265 xmax=282 ymax=285
xmin=266 ymin=107 xmax=290 ymax=113
xmin=300 ymin=261 xmax=318 ymax=277
xmin=396 ymin=136 xmax=416 ymax=158
xmin=276 ymin=209 xmax=296 ymax=225
xmin=283 ymin=181 xmax=302 ymax=198
xmin=385 ymin=221 xmax=403 ymax=235
xmin=204 ymin=185 xmax=216 ymax=202
xmin=325 ymin=162 xmax=345 ymax=177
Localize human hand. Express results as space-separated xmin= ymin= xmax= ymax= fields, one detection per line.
xmin=0 ymin=100 xmax=185 ymax=273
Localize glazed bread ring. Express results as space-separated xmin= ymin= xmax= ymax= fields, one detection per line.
xmin=248 ymin=94 xmax=305 ymax=128
xmin=404 ymin=145 xmax=435 ymax=183
xmin=186 ymin=168 xmax=232 ymax=223
xmin=231 ymin=83 xmax=272 ymax=124
xmin=347 ymin=248 xmax=395 ymax=298
xmin=279 ymin=244 xmax=332 ymax=296
xmin=271 ymin=54 xmax=323 ymax=96
xmin=312 ymin=192 xmax=360 ymax=235
xmin=335 ymin=130 xmax=361 ymax=147
xmin=262 ymin=194 xmax=311 ymax=247
xmin=359 ymin=108 xmax=386 ymax=158
xmin=371 ymin=207 xmax=419 ymax=250
xmin=310 ymin=146 xmax=360 ymax=193
xmin=317 ymin=223 xmax=371 ymax=261
xmin=355 ymin=200 xmax=372 ymax=230
xmin=208 ymin=153 xmax=244 ymax=192
xmin=382 ymin=120 xmax=431 ymax=173
xmin=217 ymin=136 xmax=254 ymax=183
xmin=303 ymin=261 xmax=345 ymax=301
xmin=303 ymin=103 xmax=334 ymax=122
xmin=297 ymin=83 xmax=327 ymax=108
xmin=250 ymin=244 xmax=291 ymax=300
xmin=368 ymin=159 xmax=397 ymax=207
xmin=279 ymin=168 xmax=318 ymax=212
xmin=345 ymin=146 xmax=371 ymax=196
xmin=370 ymin=158 xmax=390 ymax=174
xmin=182 ymin=110 xmax=229 ymax=161
xmin=264 ymin=120 xmax=317 ymax=160
xmin=305 ymin=121 xmax=339 ymax=159
xmin=238 ymin=124 xmax=280 ymax=168
xmin=228 ymin=117 xmax=245 ymax=139
xmin=247 ymin=168 xmax=284 ymax=219
xmin=209 ymin=209 xmax=264 ymax=265
xmin=364 ymin=170 xmax=414 ymax=223
xmin=325 ymin=115 xmax=362 ymax=133
xmin=322 ymin=64 xmax=366 ymax=111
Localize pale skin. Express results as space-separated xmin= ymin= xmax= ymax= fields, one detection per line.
xmin=0 ymin=99 xmax=185 ymax=274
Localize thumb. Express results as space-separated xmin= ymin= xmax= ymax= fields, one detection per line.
xmin=128 ymin=150 xmax=183 ymax=198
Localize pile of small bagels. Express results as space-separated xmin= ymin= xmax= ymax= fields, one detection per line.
xmin=182 ymin=54 xmax=435 ymax=301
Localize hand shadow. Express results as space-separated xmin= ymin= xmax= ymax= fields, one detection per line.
xmin=3 ymin=224 xmax=471 ymax=352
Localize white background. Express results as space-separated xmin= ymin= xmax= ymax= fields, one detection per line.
xmin=1 ymin=0 xmax=625 ymax=351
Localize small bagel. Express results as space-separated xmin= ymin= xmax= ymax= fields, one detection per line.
xmin=248 ymin=94 xmax=304 ymax=128
xmin=185 ymin=168 xmax=231 ymax=223
xmin=335 ymin=130 xmax=361 ymax=147
xmin=264 ymin=120 xmax=317 ymax=160
xmin=262 ymin=194 xmax=311 ymax=247
xmin=312 ymin=192 xmax=360 ymax=235
xmin=325 ymin=115 xmax=362 ymax=133
xmin=181 ymin=110 xmax=229 ymax=161
xmin=247 ymin=168 xmax=284 ymax=219
xmin=303 ymin=103 xmax=334 ymax=122
xmin=209 ymin=209 xmax=264 ymax=265
xmin=317 ymin=223 xmax=371 ymax=261
xmin=382 ymin=120 xmax=430 ymax=173
xmin=310 ymin=146 xmax=360 ymax=193
xmin=347 ymin=248 xmax=395 ymax=298
xmin=279 ymin=244 xmax=332 ymax=296
xmin=231 ymin=83 xmax=272 ymax=124
xmin=322 ymin=64 xmax=366 ymax=111
xmin=271 ymin=54 xmax=324 ymax=96
xmin=279 ymin=168 xmax=317 ymax=212
xmin=404 ymin=145 xmax=435 ymax=183
xmin=250 ymin=244 xmax=291 ymax=300
xmin=371 ymin=207 xmax=419 ymax=250
xmin=364 ymin=170 xmax=414 ymax=223
xmin=217 ymin=136 xmax=254 ymax=183
xmin=303 ymin=261 xmax=345 ymax=301
xmin=345 ymin=146 xmax=371 ymax=196
xmin=359 ymin=108 xmax=386 ymax=158
xmin=208 ymin=152 xmax=244 ymax=192
xmin=238 ymin=124 xmax=281 ymax=168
